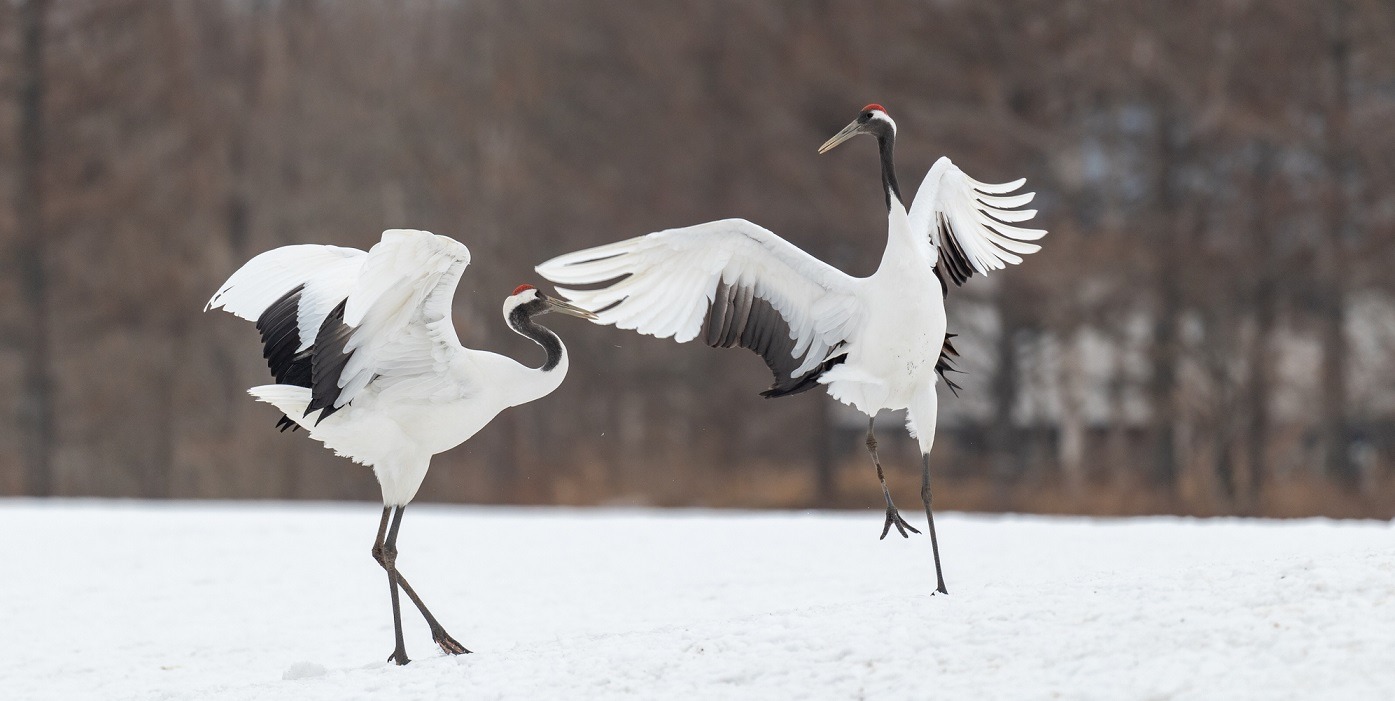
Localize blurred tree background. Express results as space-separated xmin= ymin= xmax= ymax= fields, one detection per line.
xmin=2 ymin=0 xmax=1394 ymax=517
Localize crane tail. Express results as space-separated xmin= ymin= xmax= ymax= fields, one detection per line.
xmin=248 ymin=385 xmax=316 ymax=431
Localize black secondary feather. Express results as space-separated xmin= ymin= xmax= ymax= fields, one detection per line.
xmin=255 ymin=284 xmax=314 ymax=431
xmin=701 ymin=280 xmax=848 ymax=398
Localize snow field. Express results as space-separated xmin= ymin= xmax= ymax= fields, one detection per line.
xmin=2 ymin=501 xmax=1392 ymax=700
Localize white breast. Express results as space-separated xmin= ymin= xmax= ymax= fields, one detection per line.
xmin=819 ymin=251 xmax=946 ymax=414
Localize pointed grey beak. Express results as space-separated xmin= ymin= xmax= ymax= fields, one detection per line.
xmin=544 ymin=296 xmax=598 ymax=320
xmin=818 ymin=119 xmax=864 ymax=154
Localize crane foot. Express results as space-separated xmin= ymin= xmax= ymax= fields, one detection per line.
xmin=434 ymin=630 xmax=472 ymax=655
xmin=880 ymin=507 xmax=921 ymax=539
xmin=387 ymin=648 xmax=411 ymax=666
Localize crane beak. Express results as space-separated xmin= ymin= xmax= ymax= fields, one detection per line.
xmin=544 ymin=296 xmax=598 ymax=320
xmin=817 ymin=119 xmax=864 ymax=154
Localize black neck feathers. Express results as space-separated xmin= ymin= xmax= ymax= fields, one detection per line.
xmin=877 ymin=130 xmax=902 ymax=211
xmin=508 ymin=300 xmax=564 ymax=371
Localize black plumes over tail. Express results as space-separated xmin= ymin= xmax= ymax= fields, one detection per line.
xmin=936 ymin=333 xmax=964 ymax=397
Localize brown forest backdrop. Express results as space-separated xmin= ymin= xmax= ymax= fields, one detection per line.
xmin=2 ymin=0 xmax=1395 ymax=518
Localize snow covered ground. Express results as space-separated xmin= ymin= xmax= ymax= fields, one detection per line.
xmin=2 ymin=501 xmax=1392 ymax=700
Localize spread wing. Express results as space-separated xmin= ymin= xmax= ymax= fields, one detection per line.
xmin=304 ymin=230 xmax=474 ymax=422
xmin=536 ymin=218 xmax=864 ymax=397
xmin=208 ymin=243 xmax=367 ymax=430
xmin=907 ymin=156 xmax=1046 ymax=291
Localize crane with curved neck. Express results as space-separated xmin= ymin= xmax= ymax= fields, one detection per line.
xmin=209 ymin=230 xmax=594 ymax=663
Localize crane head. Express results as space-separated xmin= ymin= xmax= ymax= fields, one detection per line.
xmin=505 ymin=284 xmax=597 ymax=320
xmin=818 ymin=104 xmax=896 ymax=154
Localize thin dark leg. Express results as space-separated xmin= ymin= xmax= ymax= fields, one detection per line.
xmin=920 ymin=453 xmax=948 ymax=595
xmin=374 ymin=505 xmax=471 ymax=656
xmin=372 ymin=506 xmax=410 ymax=665
xmin=866 ymin=416 xmax=919 ymax=539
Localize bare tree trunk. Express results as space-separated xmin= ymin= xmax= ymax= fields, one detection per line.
xmin=1150 ymin=279 xmax=1181 ymax=489
xmin=991 ymin=298 xmax=1023 ymax=507
xmin=1148 ymin=110 xmax=1183 ymax=493
xmin=1105 ymin=337 xmax=1133 ymax=489
xmin=813 ymin=396 xmax=836 ymax=506
xmin=1320 ymin=0 xmax=1357 ymax=489
xmin=1214 ymin=425 xmax=1238 ymax=508
xmin=150 ymin=338 xmax=175 ymax=499
xmin=1245 ymin=300 xmax=1274 ymax=512
xmin=1244 ymin=144 xmax=1277 ymax=513
xmin=16 ymin=0 xmax=54 ymax=497
xmin=1057 ymin=332 xmax=1086 ymax=502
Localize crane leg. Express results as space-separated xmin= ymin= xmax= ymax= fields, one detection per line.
xmin=372 ymin=506 xmax=411 ymax=665
xmin=866 ymin=417 xmax=920 ymax=539
xmin=920 ymin=453 xmax=949 ymax=595
xmin=372 ymin=506 xmax=471 ymax=658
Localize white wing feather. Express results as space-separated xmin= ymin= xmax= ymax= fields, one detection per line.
xmin=207 ymin=244 xmax=366 ymax=351
xmin=907 ymin=156 xmax=1046 ymax=286
xmin=326 ymin=230 xmax=473 ymax=409
xmin=536 ymin=218 xmax=863 ymax=378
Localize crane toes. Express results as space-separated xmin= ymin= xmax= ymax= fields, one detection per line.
xmin=434 ymin=631 xmax=472 ymax=656
xmin=387 ymin=649 xmax=411 ymax=666
xmin=880 ymin=507 xmax=922 ymax=539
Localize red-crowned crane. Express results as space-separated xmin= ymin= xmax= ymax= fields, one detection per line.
xmin=207 ymin=229 xmax=595 ymax=664
xmin=536 ymin=105 xmax=1045 ymax=594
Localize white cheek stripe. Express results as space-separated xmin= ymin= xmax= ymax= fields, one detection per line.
xmin=869 ymin=110 xmax=896 ymax=135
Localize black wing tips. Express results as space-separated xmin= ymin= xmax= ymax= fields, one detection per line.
xmin=701 ymin=280 xmax=844 ymax=399
xmin=935 ymin=213 xmax=976 ymax=288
